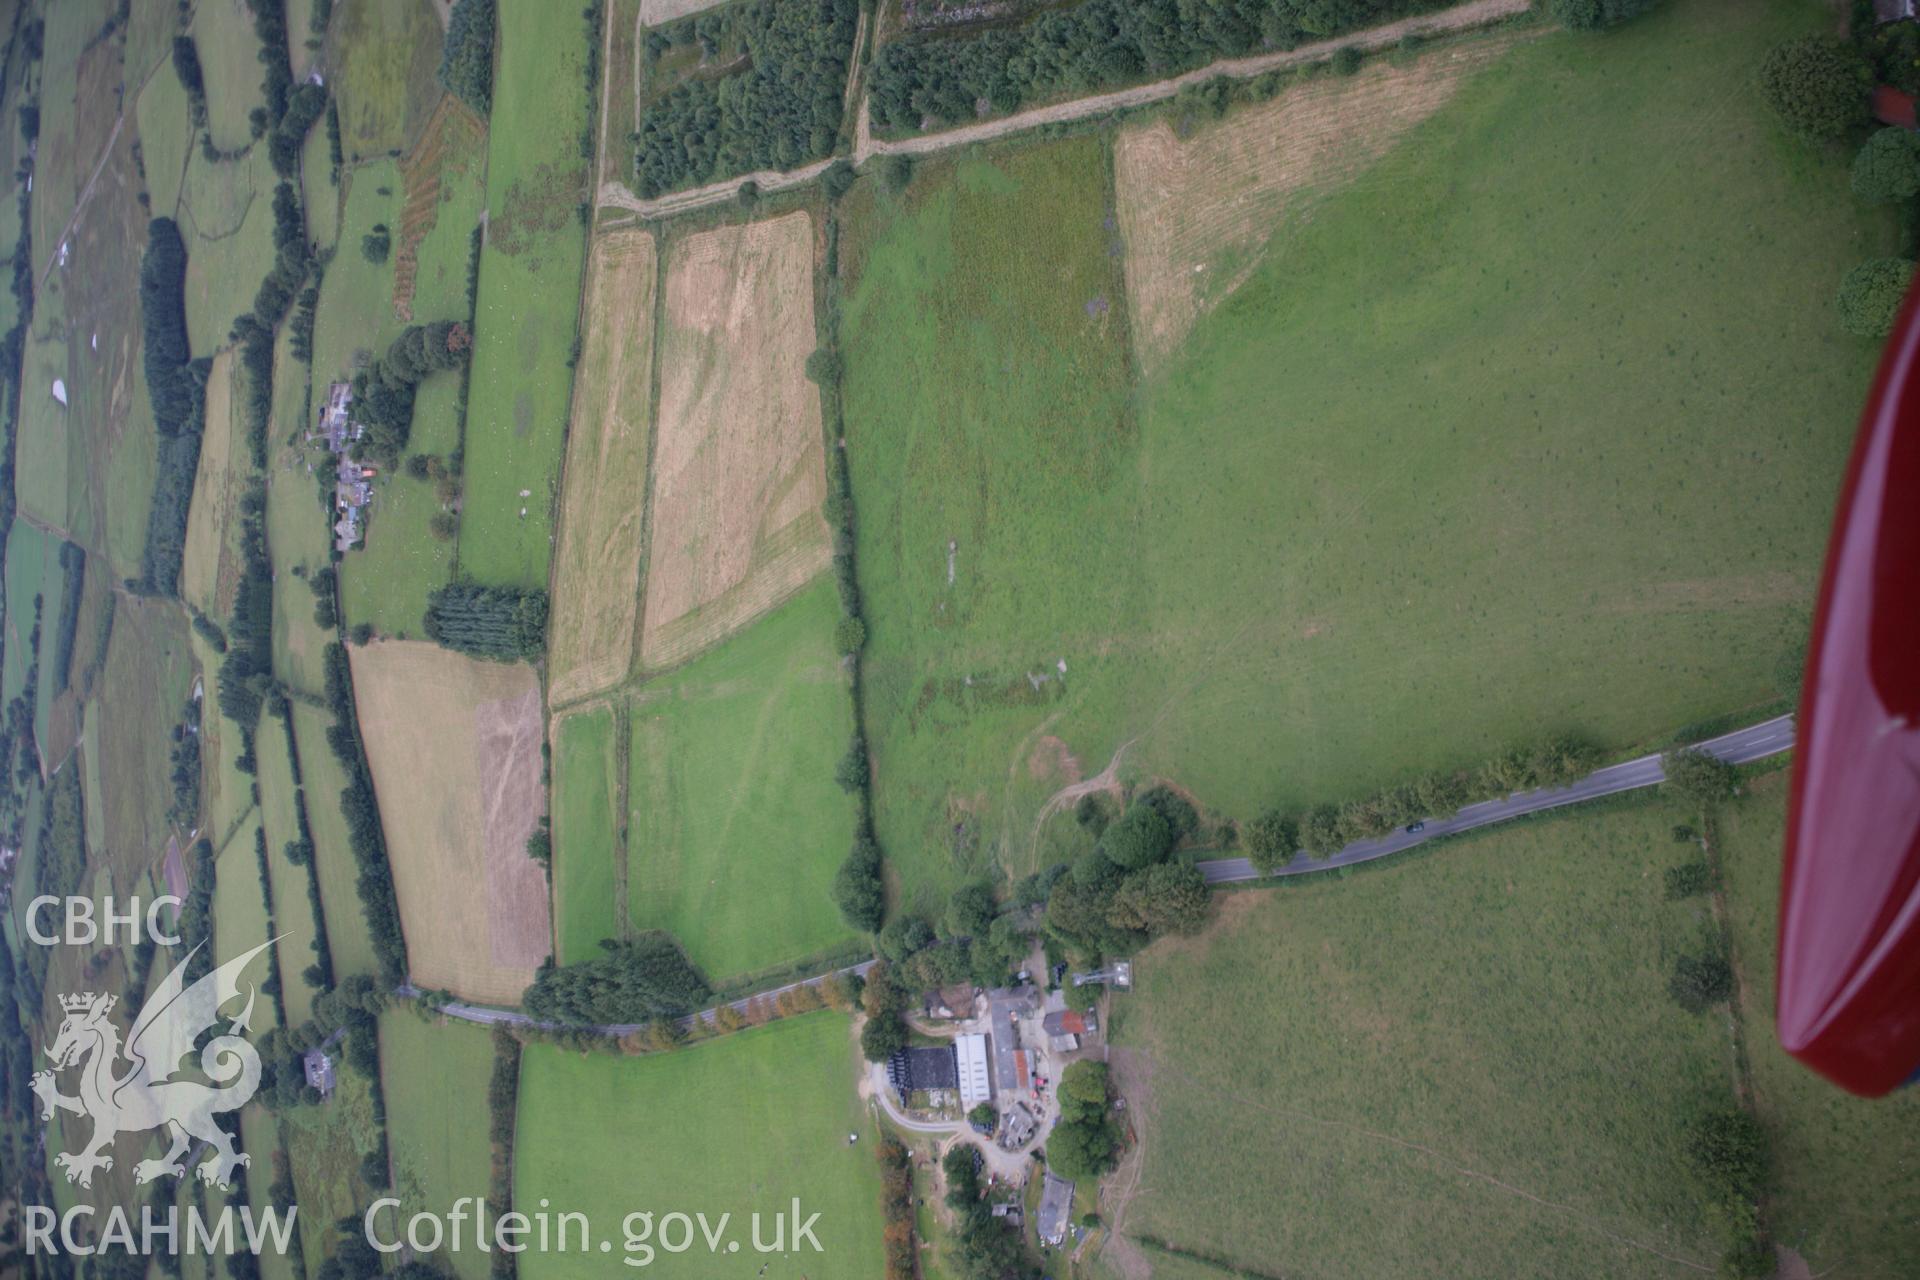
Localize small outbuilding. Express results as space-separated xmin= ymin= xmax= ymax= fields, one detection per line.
xmin=1037 ymin=1173 xmax=1074 ymax=1247
xmin=1874 ymin=85 xmax=1919 ymax=130
xmin=1875 ymin=0 xmax=1917 ymax=24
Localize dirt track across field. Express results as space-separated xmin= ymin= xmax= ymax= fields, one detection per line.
xmin=596 ymin=0 xmax=1531 ymax=222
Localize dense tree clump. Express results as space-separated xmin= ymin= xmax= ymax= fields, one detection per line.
xmin=270 ymin=81 xmax=329 ymax=177
xmin=423 ymin=583 xmax=548 ymax=660
xmin=1662 ymin=747 xmax=1741 ymax=807
xmin=870 ymin=0 xmax=1422 ymax=135
xmin=1669 ymin=948 xmax=1733 ymax=1012
xmin=1046 ymin=791 xmax=1210 ymax=956
xmin=1048 ymin=1060 xmax=1122 ymax=1179
xmin=941 ymin=1142 xmax=1026 ymax=1278
xmin=521 ymin=935 xmax=710 ymax=1025
xmin=1758 ymin=36 xmax=1869 ymax=141
xmin=1852 ymin=127 xmax=1920 ymax=203
xmin=1838 ymin=257 xmax=1914 ymax=338
xmin=1547 ymin=0 xmax=1662 ymax=29
xmin=633 ymin=0 xmax=858 ymax=197
xmin=439 ymin=0 xmax=496 ymax=118
xmin=351 ymin=321 xmax=471 ymax=461
xmin=140 ymin=218 xmax=197 ymax=435
xmin=832 ymin=836 xmax=886 ymax=932
xmin=171 ymin=35 xmax=208 ymax=130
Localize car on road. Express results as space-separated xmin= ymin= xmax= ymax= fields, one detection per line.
xmin=1406 ymin=821 xmax=1425 ymax=833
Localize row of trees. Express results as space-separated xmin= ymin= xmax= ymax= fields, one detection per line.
xmin=216 ymin=483 xmax=276 ymax=767
xmin=869 ymin=0 xmax=1425 ymax=134
xmin=876 ymin=1137 xmax=916 ymax=1280
xmin=487 ymin=1027 xmax=522 ymax=1280
xmin=1240 ymin=734 xmax=1601 ymax=873
xmin=632 ymin=0 xmax=858 ymax=197
xmin=1048 ymin=1059 xmax=1122 ymax=1180
xmin=270 ymin=693 xmax=339 ymax=996
xmin=423 ymin=583 xmax=548 ymax=660
xmin=321 ymin=642 xmax=413 ymax=986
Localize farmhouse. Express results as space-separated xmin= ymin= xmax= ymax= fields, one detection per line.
xmin=886 ymin=1045 xmax=958 ymax=1100
xmin=1038 ymin=1172 xmax=1075 ymax=1247
xmin=1042 ymin=1007 xmax=1098 ymax=1052
xmin=303 ymin=1046 xmax=336 ymax=1097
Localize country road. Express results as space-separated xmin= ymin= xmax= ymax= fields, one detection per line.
xmin=1196 ymin=715 xmax=1796 ymax=884
xmin=404 ymin=715 xmax=1793 ymax=1038
xmin=597 ymin=0 xmax=1532 ymax=222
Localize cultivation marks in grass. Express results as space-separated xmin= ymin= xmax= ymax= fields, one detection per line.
xmin=548 ymin=228 xmax=657 ymax=705
xmin=350 ymin=641 xmax=551 ymax=1003
xmin=393 ymin=94 xmax=486 ymax=321
xmin=1115 ymin=34 xmax=1517 ymax=372
xmin=640 ymin=211 xmax=828 ymax=670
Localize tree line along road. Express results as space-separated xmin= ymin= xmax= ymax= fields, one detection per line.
xmin=402 ymin=716 xmax=1794 ymax=1037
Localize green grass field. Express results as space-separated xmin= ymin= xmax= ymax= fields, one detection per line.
xmin=191 ymin=625 xmax=260 ymax=849
xmin=1108 ymin=796 xmax=1741 ymax=1277
xmin=312 ymin=159 xmax=405 ymax=384
xmin=238 ymin=1105 xmax=301 ymax=1280
xmin=180 ymin=145 xmax=282 ymax=354
xmin=842 ymin=0 xmax=1888 ymax=913
xmin=515 ymin=1012 xmax=884 ymax=1279
xmin=266 ymin=332 xmax=337 ymax=698
xmin=552 ymin=704 xmax=622 ymax=965
xmin=331 ymin=0 xmax=444 ymax=161
xmin=1718 ymin=773 xmax=1920 ymax=1277
xmin=136 ymin=46 xmax=194 ymax=218
xmin=192 ymin=0 xmax=268 ymax=152
xmin=456 ymin=0 xmax=589 ymax=589
xmin=626 ymin=580 xmax=858 ymax=984
xmin=211 ymin=813 xmax=278 ymax=1027
xmin=92 ymin=596 xmax=194 ymax=872
xmin=290 ymin=701 xmax=383 ymax=980
xmin=14 ymin=327 xmax=71 ymax=530
xmin=256 ymin=716 xmax=324 ymax=1026
xmin=379 ymin=1010 xmax=496 ymax=1280
xmin=303 ymin=117 xmax=342 ymax=250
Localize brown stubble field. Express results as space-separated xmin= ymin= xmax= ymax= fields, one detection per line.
xmin=350 ymin=640 xmax=552 ymax=1004
xmin=638 ymin=211 xmax=829 ymax=671
xmin=546 ymin=227 xmax=657 ymax=706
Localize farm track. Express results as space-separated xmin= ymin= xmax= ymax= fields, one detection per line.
xmin=596 ymin=0 xmax=1531 ymax=222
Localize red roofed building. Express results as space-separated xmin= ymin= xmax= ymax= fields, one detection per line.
xmin=1873 ymin=85 xmax=1917 ymax=131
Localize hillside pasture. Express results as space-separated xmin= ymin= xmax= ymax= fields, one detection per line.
xmin=92 ymin=596 xmax=195 ymax=877
xmin=380 ymin=1010 xmax=496 ymax=1280
xmin=842 ymin=0 xmax=1889 ymax=908
xmin=514 ymin=1013 xmax=884 ymax=1280
xmin=179 ymin=145 xmax=282 ymax=354
xmin=136 ymin=48 xmax=193 ymax=217
xmin=455 ymin=1 xmax=591 ymax=589
xmin=1718 ymin=774 xmax=1920 ymax=1277
xmin=12 ymin=329 xmax=69 ymax=530
xmin=1110 ymin=798 xmax=1738 ymax=1277
xmin=627 ymin=580 xmax=855 ymax=984
xmin=256 ymin=717 xmax=324 ymax=1026
xmin=192 ymin=0 xmax=268 ymax=152
xmin=640 ymin=211 xmax=827 ymax=671
xmin=551 ymin=705 xmax=622 ymax=965
xmin=548 ymin=227 xmax=657 ymax=705
xmin=350 ymin=641 xmax=552 ymax=1003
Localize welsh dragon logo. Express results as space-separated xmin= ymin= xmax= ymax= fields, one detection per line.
xmin=31 ymin=938 xmax=275 ymax=1191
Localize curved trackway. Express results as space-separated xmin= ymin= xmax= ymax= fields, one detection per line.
xmin=1196 ymin=715 xmax=1796 ymax=884
xmin=404 ymin=715 xmax=1793 ymax=1036
xmin=597 ymin=0 xmax=1532 ymax=222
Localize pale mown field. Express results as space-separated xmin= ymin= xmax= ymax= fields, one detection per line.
xmin=350 ymin=641 xmax=552 ymax=1003
xmin=548 ymin=228 xmax=658 ymax=705
xmin=180 ymin=350 xmax=242 ymax=616
xmin=639 ymin=211 xmax=829 ymax=670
